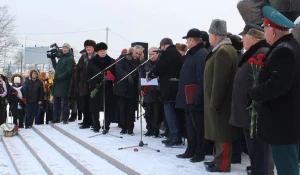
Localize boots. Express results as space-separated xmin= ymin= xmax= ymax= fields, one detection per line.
xmin=68 ymin=112 xmax=77 ymax=122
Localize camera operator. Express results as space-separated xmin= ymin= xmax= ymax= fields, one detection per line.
xmin=114 ymin=45 xmax=144 ymax=135
xmin=51 ymin=43 xmax=75 ymax=124
xmin=148 ymin=38 xmax=183 ymax=147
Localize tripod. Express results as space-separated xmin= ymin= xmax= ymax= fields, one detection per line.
xmin=117 ymin=63 xmax=160 ymax=152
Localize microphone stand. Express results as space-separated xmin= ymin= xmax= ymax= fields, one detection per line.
xmin=117 ymin=54 xmax=160 ymax=152
xmin=88 ymin=55 xmax=127 ymax=139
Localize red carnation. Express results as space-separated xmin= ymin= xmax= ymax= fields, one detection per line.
xmin=248 ymin=58 xmax=256 ymax=64
xmin=106 ymin=71 xmax=115 ymax=82
xmin=14 ymin=125 xmax=19 ymax=131
xmin=257 ymin=54 xmax=266 ymax=60
xmin=12 ymin=91 xmax=18 ymax=95
xmin=21 ymin=98 xmax=27 ymax=103
xmin=255 ymin=61 xmax=264 ymax=67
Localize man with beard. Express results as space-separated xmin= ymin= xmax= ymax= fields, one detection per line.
xmin=148 ymin=38 xmax=183 ymax=147
xmin=176 ymin=28 xmax=209 ymax=162
xmin=229 ymin=24 xmax=274 ymax=175
xmin=114 ymin=45 xmax=144 ymax=136
xmin=76 ymin=40 xmax=96 ymax=129
xmin=86 ymin=42 xmax=115 ymax=133
xmin=51 ymin=43 xmax=75 ymax=124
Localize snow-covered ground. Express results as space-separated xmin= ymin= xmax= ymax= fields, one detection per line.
xmin=0 ymin=112 xmax=254 ymax=175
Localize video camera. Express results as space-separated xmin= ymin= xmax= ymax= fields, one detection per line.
xmin=47 ymin=43 xmax=62 ymax=59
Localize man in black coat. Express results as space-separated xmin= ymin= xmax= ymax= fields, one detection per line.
xmin=87 ymin=42 xmax=115 ymax=134
xmin=250 ymin=6 xmax=300 ymax=174
xmin=114 ymin=45 xmax=144 ymax=135
xmin=175 ymin=28 xmax=209 ymax=162
xmin=76 ymin=40 xmax=96 ymax=129
xmin=229 ymin=24 xmax=274 ymax=175
xmin=148 ymin=38 xmax=183 ymax=147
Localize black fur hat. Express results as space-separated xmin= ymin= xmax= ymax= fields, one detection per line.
xmin=84 ymin=40 xmax=96 ymax=48
xmin=230 ymin=35 xmax=244 ymax=51
xmin=95 ymin=42 xmax=108 ymax=52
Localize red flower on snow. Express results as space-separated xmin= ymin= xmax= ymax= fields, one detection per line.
xmin=255 ymin=61 xmax=265 ymax=67
xmin=256 ymin=54 xmax=266 ymax=60
xmin=248 ymin=58 xmax=256 ymax=64
xmin=14 ymin=125 xmax=19 ymax=131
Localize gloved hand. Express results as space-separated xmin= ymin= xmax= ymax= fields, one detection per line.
xmin=147 ymin=72 xmax=156 ymax=81
xmin=128 ymin=75 xmax=134 ymax=84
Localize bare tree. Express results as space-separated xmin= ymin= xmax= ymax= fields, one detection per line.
xmin=12 ymin=49 xmax=24 ymax=73
xmin=0 ymin=5 xmax=19 ymax=68
xmin=72 ymin=48 xmax=80 ymax=63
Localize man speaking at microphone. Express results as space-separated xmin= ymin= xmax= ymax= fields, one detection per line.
xmin=148 ymin=38 xmax=183 ymax=147
xmin=114 ymin=45 xmax=144 ymax=136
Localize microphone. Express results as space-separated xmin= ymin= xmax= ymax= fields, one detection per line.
xmin=153 ymin=49 xmax=163 ymax=53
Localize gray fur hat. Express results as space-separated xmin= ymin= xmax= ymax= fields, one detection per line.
xmin=208 ymin=19 xmax=227 ymax=36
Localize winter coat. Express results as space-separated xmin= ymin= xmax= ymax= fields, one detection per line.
xmin=69 ymin=65 xmax=77 ymax=101
xmin=203 ymin=38 xmax=240 ymax=142
xmin=44 ymin=77 xmax=54 ymax=102
xmin=25 ymin=70 xmax=44 ymax=104
xmin=176 ymin=42 xmax=208 ymax=111
xmin=0 ymin=81 xmax=8 ymax=108
xmin=143 ymin=59 xmax=161 ymax=103
xmin=229 ymin=40 xmax=270 ymax=129
xmin=7 ymin=85 xmax=26 ymax=116
xmin=86 ymin=54 xmax=116 ymax=113
xmin=51 ymin=51 xmax=75 ymax=97
xmin=114 ymin=57 xmax=141 ymax=98
xmin=250 ymin=34 xmax=300 ymax=144
xmin=76 ymin=53 xmax=97 ymax=97
xmin=150 ymin=45 xmax=183 ymax=102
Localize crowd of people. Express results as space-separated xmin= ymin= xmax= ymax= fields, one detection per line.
xmin=0 ymin=5 xmax=300 ymax=174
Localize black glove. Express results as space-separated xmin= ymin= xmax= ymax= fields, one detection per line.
xmin=147 ymin=72 xmax=156 ymax=80
xmin=128 ymin=75 xmax=134 ymax=84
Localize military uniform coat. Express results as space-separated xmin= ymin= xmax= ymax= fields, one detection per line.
xmin=203 ymin=38 xmax=240 ymax=142
xmin=251 ymin=34 xmax=300 ymax=144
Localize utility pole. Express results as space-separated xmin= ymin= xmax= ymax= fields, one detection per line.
xmin=106 ymin=27 xmax=109 ymax=44
xmin=21 ymin=36 xmax=28 ymax=75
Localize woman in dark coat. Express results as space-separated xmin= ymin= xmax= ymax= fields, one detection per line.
xmin=87 ymin=42 xmax=115 ymax=133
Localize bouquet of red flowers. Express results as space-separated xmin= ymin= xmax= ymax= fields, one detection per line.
xmin=248 ymin=53 xmax=265 ymax=138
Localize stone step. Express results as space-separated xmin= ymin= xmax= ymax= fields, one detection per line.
xmin=18 ymin=128 xmax=83 ymax=175
xmin=1 ymin=133 xmax=47 ymax=175
xmin=0 ymin=140 xmax=18 ymax=175
xmin=33 ymin=125 xmax=125 ymax=175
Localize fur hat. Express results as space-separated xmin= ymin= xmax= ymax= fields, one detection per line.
xmin=200 ymin=31 xmax=209 ymax=42
xmin=175 ymin=43 xmax=188 ymax=52
xmin=209 ymin=19 xmax=227 ymax=36
xmin=39 ymin=72 xmax=47 ymax=81
xmin=11 ymin=74 xmax=24 ymax=85
xmin=95 ymin=42 xmax=108 ymax=52
xmin=84 ymin=40 xmax=96 ymax=48
xmin=29 ymin=69 xmax=39 ymax=79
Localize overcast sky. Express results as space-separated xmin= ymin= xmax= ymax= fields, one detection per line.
xmin=3 ymin=0 xmax=244 ymax=59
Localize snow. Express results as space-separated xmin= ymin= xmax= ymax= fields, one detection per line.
xmin=0 ymin=141 xmax=18 ymax=175
xmin=294 ymin=16 xmax=300 ymax=25
xmin=1 ymin=134 xmax=47 ymax=175
xmin=50 ymin=113 xmax=251 ymax=175
xmin=18 ymin=128 xmax=83 ymax=175
xmin=33 ymin=125 xmax=125 ymax=175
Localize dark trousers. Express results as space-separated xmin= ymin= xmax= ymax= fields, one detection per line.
xmin=46 ymin=102 xmax=53 ymax=124
xmin=81 ymin=95 xmax=92 ymax=126
xmin=26 ymin=103 xmax=39 ymax=127
xmin=184 ymin=109 xmax=204 ymax=156
xmin=0 ymin=107 xmax=6 ymax=125
xmin=145 ymin=102 xmax=161 ymax=133
xmin=176 ymin=108 xmax=185 ymax=138
xmin=164 ymin=102 xmax=180 ymax=140
xmin=91 ymin=112 xmax=111 ymax=130
xmin=53 ymin=97 xmax=69 ymax=122
xmin=232 ymin=135 xmax=242 ymax=163
xmin=271 ymin=144 xmax=299 ymax=175
xmin=213 ymin=141 xmax=232 ymax=172
xmin=13 ymin=109 xmax=25 ymax=127
xmin=119 ymin=97 xmax=136 ymax=130
xmin=38 ymin=100 xmax=47 ymax=124
xmin=244 ymin=129 xmax=274 ymax=175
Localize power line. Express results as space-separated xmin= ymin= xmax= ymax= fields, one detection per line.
xmin=15 ymin=29 xmax=106 ymax=35
xmin=109 ymin=29 xmax=131 ymax=43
